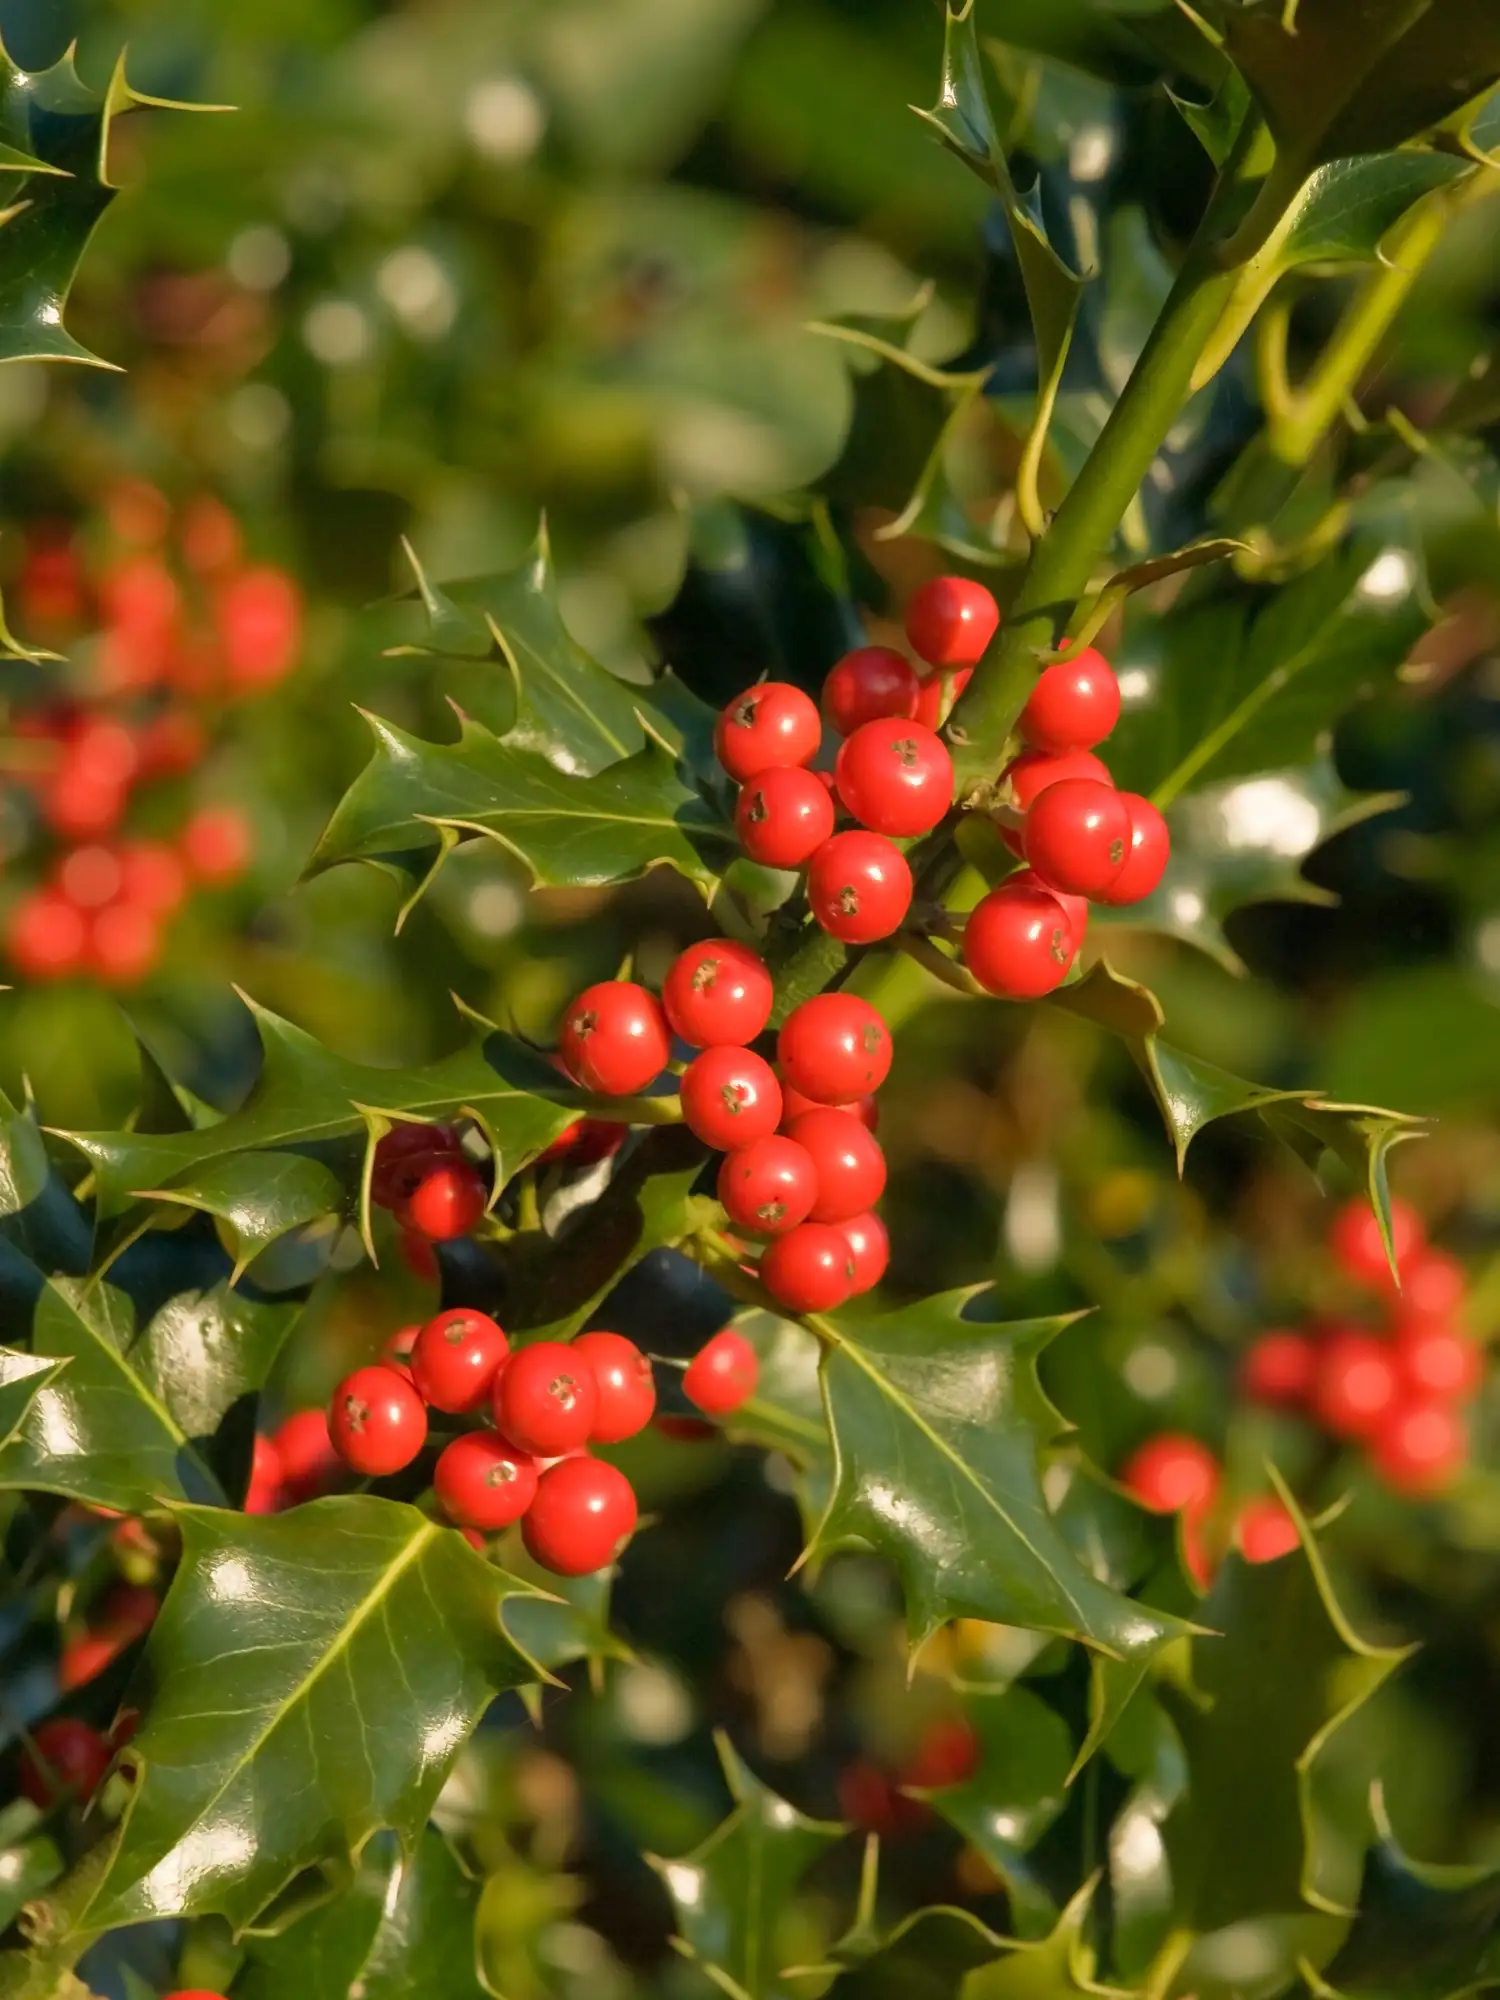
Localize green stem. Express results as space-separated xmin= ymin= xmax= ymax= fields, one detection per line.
xmin=1141 ymin=1926 xmax=1195 ymax=2000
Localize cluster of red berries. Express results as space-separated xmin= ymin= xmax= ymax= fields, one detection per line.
xmin=1121 ymin=1431 xmax=1294 ymax=1583
xmin=3 ymin=484 xmax=300 ymax=985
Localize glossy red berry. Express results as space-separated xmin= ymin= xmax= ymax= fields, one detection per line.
xmin=181 ymin=805 xmax=253 ymax=885
xmin=784 ymin=1108 xmax=886 ymax=1224
xmin=329 ymin=1366 xmax=428 ymax=1476
xmin=494 ymin=1341 xmax=599 ymax=1456
xmin=913 ymin=666 xmax=972 ymax=730
xmin=782 ymin=1080 xmax=879 ymax=1130
xmin=434 ymin=1431 xmax=539 ymax=1530
xmin=1018 ymin=646 xmax=1121 ymax=753
xmin=371 ymin=1123 xmax=461 ymax=1208
xmin=1397 ymin=1248 xmax=1467 ymax=1324
xmin=761 ymin=1223 xmax=858 ymax=1314
xmin=841 ymin=1211 xmax=890 ymax=1293
xmin=1329 ymin=1196 xmax=1423 ymax=1290
xmin=807 ymin=831 xmax=912 ymax=944
xmin=963 ymin=882 xmax=1077 ymax=999
xmin=662 ymin=939 xmax=773 ymax=1048
xmin=999 ymin=868 xmax=1088 ymax=951
xmin=718 ymin=1135 xmax=818 ymax=1235
xmin=1371 ymin=1399 xmax=1465 ymax=1495
xmin=1024 ymin=778 xmax=1131 ymax=898
xmin=904 ymin=576 xmax=999 ymax=668
xmin=274 ymin=1408 xmax=341 ymax=1502
xmin=19 ymin=1718 xmax=113 ymax=1808
xmin=735 ymin=766 xmax=836 ymax=869
xmin=680 ymin=1046 xmax=783 ymax=1149
xmin=7 ymin=891 xmax=87 ymax=980
xmin=684 ymin=1328 xmax=759 ymax=1415
xmin=523 ymin=1457 xmax=639 ymax=1576
xmin=244 ymin=1433 xmax=283 ymax=1514
xmin=1394 ymin=1321 xmax=1482 ymax=1401
xmin=411 ymin=1308 xmax=510 ymax=1413
xmin=1236 ymin=1496 xmax=1300 ymax=1564
xmin=1312 ymin=1330 xmax=1398 ymax=1439
xmin=574 ymin=1330 xmax=656 ymax=1442
xmin=560 ymin=981 xmax=671 ymax=1096
xmin=714 ymin=682 xmax=822 ymax=782
xmin=382 ymin=1324 xmax=421 ymax=1379
xmin=1004 ymin=747 xmax=1113 ymax=814
xmin=1241 ymin=1330 xmax=1317 ymax=1407
xmin=537 ymin=1117 xmax=627 ymax=1169
xmin=1121 ymin=1434 xmax=1219 ymax=1514
xmin=401 ymin=1160 xmax=487 ymax=1241
xmin=1099 ymin=794 xmax=1170 ymax=906
xmin=834 ymin=719 xmax=954 ymax=838
xmin=778 ymin=993 xmax=892 ymax=1104
xmin=822 ymin=645 xmax=920 ymax=736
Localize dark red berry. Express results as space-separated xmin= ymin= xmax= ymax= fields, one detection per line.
xmin=411 ymin=1307 xmax=510 ymax=1413
xmin=1241 ymin=1330 xmax=1316 ymax=1407
xmin=494 ymin=1341 xmax=599 ymax=1456
xmin=434 ymin=1431 xmax=538 ymax=1530
xmin=841 ymin=1211 xmax=889 ymax=1292
xmin=963 ymin=882 xmax=1077 ymax=999
xmin=1023 ymin=778 xmax=1131 ymax=898
xmin=329 ymin=1366 xmax=428 ymax=1476
xmin=274 ymin=1408 xmax=341 ymax=1502
xmin=684 ymin=1328 xmax=759 ymax=1415
xmin=1121 ymin=1434 xmax=1219 ymax=1514
xmin=1018 ymin=645 xmax=1121 ymax=753
xmin=822 ymin=645 xmax=920 ymax=736
xmin=1236 ymin=1496 xmax=1300 ymax=1564
xmin=680 ymin=1046 xmax=783 ymax=1149
xmin=1329 ymin=1196 xmax=1423 ymax=1290
xmin=574 ymin=1330 xmax=656 ymax=1442
xmin=904 ymin=577 xmax=999 ymax=669
xmin=718 ymin=1135 xmax=819 ymax=1235
xmin=1099 ymin=794 xmax=1170 ymax=906
xmin=834 ymin=719 xmax=954 ymax=838
xmin=736 ymin=766 xmax=836 ymax=869
xmin=245 ymin=1433 xmax=283 ymax=1514
xmin=523 ymin=1457 xmax=639 ymax=1576
xmin=662 ymin=939 xmax=774 ymax=1048
xmin=560 ymin=981 xmax=671 ymax=1096
xmin=807 ymin=831 xmax=912 ymax=944
xmin=1371 ymin=1399 xmax=1465 ymax=1494
xmin=401 ymin=1160 xmax=487 ymax=1241
xmin=901 ymin=1716 xmax=980 ymax=1789
xmin=370 ymin=1123 xmax=461 ymax=1208
xmin=714 ymin=682 xmax=822 ymax=782
xmin=784 ymin=1108 xmax=886 ymax=1224
xmin=1312 ymin=1330 xmax=1398 ymax=1439
xmin=19 ymin=1718 xmax=112 ymax=1808
xmin=761 ymin=1223 xmax=857 ymax=1313
xmin=778 ymin=993 xmax=892 ymax=1104
xmin=1394 ymin=1322 xmax=1482 ymax=1401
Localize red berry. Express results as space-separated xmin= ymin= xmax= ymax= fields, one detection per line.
xmin=219 ymin=565 xmax=303 ymax=693
xmin=574 ymin=1330 xmax=656 ymax=1442
xmin=88 ymin=904 xmax=162 ymax=987
xmin=1241 ymin=1330 xmax=1317 ymax=1407
xmin=1371 ymin=1399 xmax=1465 ymax=1495
xmin=411 ymin=1307 xmax=510 ymax=1413
xmin=245 ymin=1433 xmax=283 ymax=1514
xmin=1099 ymin=794 xmax=1170 ymax=906
xmin=1001 ymin=868 xmax=1089 ymax=950
xmin=7 ymin=891 xmax=87 ymax=979
xmin=714 ymin=682 xmax=822 ymax=782
xmin=1235 ymin=1496 xmax=1300 ymax=1564
xmin=663 ymin=939 xmax=774 ymax=1048
xmin=537 ymin=1117 xmax=627 ymax=1168
xmin=784 ymin=1108 xmax=886 ymax=1223
xmin=19 ymin=1718 xmax=112 ymax=1808
xmin=1018 ymin=646 xmax=1121 ymax=754
xmin=681 ymin=1046 xmax=783 ymax=1150
xmin=1398 ymin=1248 xmax=1467 ymax=1324
xmin=1004 ymin=747 xmax=1113 ymax=814
xmin=834 ymin=719 xmax=954 ymax=838
xmin=1329 ymin=1196 xmax=1424 ymax=1290
xmin=736 ymin=766 xmax=836 ymax=868
xmin=401 ymin=1160 xmax=488 ymax=1241
xmin=494 ymin=1341 xmax=599 ymax=1456
xmin=963 ymin=882 xmax=1077 ymax=999
xmin=181 ymin=493 xmax=244 ymax=574
xmin=654 ymin=1413 xmax=717 ymax=1443
xmin=901 ymin=1715 xmax=980 ymax=1789
xmin=382 ymin=1324 xmax=421 ymax=1379
xmin=560 ymin=980 xmax=671 ymax=1096
xmin=135 ymin=708 xmax=207 ymax=778
xmin=807 ymin=831 xmax=912 ymax=944
xmin=117 ymin=839 xmax=189 ymax=915
xmin=56 ymin=844 xmax=122 ymax=910
xmin=684 ymin=1328 xmax=759 ymax=1415
xmin=70 ymin=716 xmax=140 ymax=788
xmin=433 ymin=1430 xmax=539 ymax=1531
xmin=60 ymin=1631 xmax=127 ymax=1692
xmin=329 ymin=1366 xmax=428 ymax=1476
xmin=163 ymin=1992 xmax=228 ymax=1999
xmin=1121 ymin=1434 xmax=1219 ymax=1514
xmin=778 ymin=993 xmax=892 ymax=1104
xmin=1312 ymin=1330 xmax=1399 ymax=1439
xmin=523 ymin=1457 xmax=639 ymax=1576
xmin=841 ymin=1211 xmax=889 ymax=1292
xmin=782 ymin=1080 xmax=879 ymax=1130
xmin=914 ymin=666 xmax=973 ymax=730
xmin=100 ymin=1584 xmax=158 ymax=1642
xmin=274 ymin=1408 xmax=340 ymax=1501
xmin=904 ymin=577 xmax=999 ymax=669
xmin=761 ymin=1223 xmax=857 ymax=1313
xmin=400 ymin=1230 xmax=439 ymax=1283
xmin=181 ymin=805 xmax=253 ymax=885
xmin=44 ymin=768 xmax=125 ymax=841
xmin=822 ymin=645 xmax=920 ymax=736
xmin=718 ymin=1135 xmax=818 ymax=1235
xmin=370 ymin=1123 xmax=461 ymax=1208
xmin=1394 ymin=1322 xmax=1482 ymax=1401
xmin=1024 ymin=779 xmax=1131 ymax=898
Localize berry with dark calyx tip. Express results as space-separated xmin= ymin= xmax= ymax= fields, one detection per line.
xmin=117 ymin=838 xmax=189 ymax=915
xmin=382 ymin=1324 xmax=421 ymax=1379
xmin=914 ymin=666 xmax=972 ymax=730
xmin=181 ymin=804 xmax=253 ymax=885
xmin=1004 ymin=746 xmax=1113 ymax=814
xmin=714 ymin=682 xmax=822 ymax=782
xmin=681 ymin=1046 xmax=783 ymax=1150
xmin=1312 ymin=1330 xmax=1398 ymax=1439
xmin=1371 ymin=1399 xmax=1466 ymax=1495
xmin=963 ymin=882 xmax=1077 ymax=999
xmin=1235 ymin=1496 xmax=1301 ymax=1564
xmin=244 ymin=1433 xmax=283 ymax=1514
xmin=684 ymin=1328 xmax=759 ymax=1415
xmin=841 ymin=1211 xmax=889 ymax=1293
xmin=761 ymin=1223 xmax=858 ymax=1314
xmin=822 ymin=645 xmax=920 ymax=735
xmin=735 ymin=765 xmax=836 ymax=869
xmin=371 ymin=1122 xmax=462 ymax=1208
xmin=560 ymin=980 xmax=671 ymax=1096
xmin=1099 ymin=794 xmax=1171 ymax=906
xmin=905 ymin=576 xmax=999 ymax=668
xmin=835 ymin=718 xmax=954 ymax=838
xmin=411 ymin=1307 xmax=510 ymax=1413
xmin=807 ymin=831 xmax=912 ymax=944
xmin=1394 ymin=1321 xmax=1482 ymax=1401
xmin=88 ymin=904 xmax=162 ymax=987
xmin=574 ymin=1330 xmax=656 ymax=1442
xmin=7 ymin=891 xmax=87 ymax=980
xmin=274 ymin=1408 xmax=341 ymax=1501
xmin=778 ymin=993 xmax=892 ymax=1104
xmin=718 ymin=1135 xmax=818 ymax=1236
xmin=663 ymin=938 xmax=775 ymax=1048
xmin=1121 ymin=1433 xmax=1219 ymax=1514
xmin=401 ymin=1159 xmax=488 ymax=1241
xmin=19 ymin=1718 xmax=113 ymax=1808
xmin=1024 ymin=779 xmax=1131 ymax=899
xmin=1398 ymin=1248 xmax=1467 ymax=1324
xmin=1241 ymin=1330 xmax=1317 ymax=1407
xmin=329 ymin=1366 xmax=428 ymax=1476
xmin=784 ymin=1108 xmax=886 ymax=1224
xmin=494 ymin=1341 xmax=600 ymax=1456
xmin=1329 ymin=1195 xmax=1423 ymax=1290
xmin=523 ymin=1457 xmax=639 ymax=1576
xmin=1018 ymin=645 xmax=1121 ymax=753
xmin=433 ymin=1431 xmax=539 ymax=1531
xmin=1002 ymin=867 xmax=1089 ymax=950
xmin=782 ymin=1080 xmax=879 ymax=1130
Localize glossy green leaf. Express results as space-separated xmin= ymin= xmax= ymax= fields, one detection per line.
xmin=804 ymin=1840 xmax=1011 ymax=1994
xmin=501 ymin=1565 xmax=630 ymax=1685
xmin=0 ymin=1085 xmax=89 ymax=1280
xmin=960 ymin=1878 xmax=1123 ymax=1998
xmin=234 ymin=1827 xmax=489 ymax=2000
xmin=722 ymin=1307 xmax=832 ymax=1526
xmin=129 ymin=1281 xmax=301 ymax=1444
xmin=1274 ymin=151 xmax=1468 ymax=268
xmin=140 ymin=1152 xmax=345 ymax=1280
xmin=81 ymin=1498 xmax=546 ymax=1932
xmin=1103 ymin=1691 xmax=1188 ymax=1981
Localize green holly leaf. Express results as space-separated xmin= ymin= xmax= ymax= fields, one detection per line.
xmin=960 ymin=1878 xmax=1124 ymax=1998
xmin=806 ymin=1287 xmax=1188 ymax=1658
xmin=0 ymin=1084 xmax=90 ymax=1283
xmin=0 ymin=1805 xmax=62 ymax=1935
xmin=501 ymin=1564 xmax=630 ymax=1688
xmin=799 ymin=1839 xmax=1011 ymax=1994
xmin=234 ymin=1827 xmax=489 ymax=2000
xmin=1103 ymin=1692 xmax=1189 ymax=1982
xmin=721 ymin=1307 xmax=832 ymax=1527
xmin=649 ymin=1734 xmax=844 ymax=2000
xmin=129 ymin=1281 xmax=302 ymax=1445
xmin=81 ymin=1498 xmax=546 ymax=1932
xmin=138 ymin=1152 xmax=346 ymax=1282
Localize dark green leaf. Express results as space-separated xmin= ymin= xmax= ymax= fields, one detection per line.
xmin=0 ymin=1804 xmax=62 ymax=1933
xmin=1275 ymin=151 xmax=1468 ymax=268
xmin=0 ymin=1084 xmax=90 ymax=1279
xmin=130 ymin=1282 xmax=301 ymax=1444
xmin=140 ymin=1152 xmax=345 ymax=1281
xmin=721 ymin=1307 xmax=832 ymax=1527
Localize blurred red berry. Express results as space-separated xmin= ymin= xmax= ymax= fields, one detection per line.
xmin=19 ymin=1718 xmax=112 ymax=1808
xmin=1397 ymin=1248 xmax=1467 ymax=1325
xmin=1241 ymin=1330 xmax=1317 ymax=1408
xmin=1329 ymin=1196 xmax=1423 ymax=1290
xmin=180 ymin=494 xmax=244 ymax=575
xmin=59 ymin=1631 xmax=127 ymax=1692
xmin=683 ymin=1328 xmax=759 ymax=1416
xmin=117 ymin=839 xmax=189 ymax=916
xmin=244 ymin=1433 xmax=283 ymax=1514
xmin=181 ymin=805 xmax=253 ymax=885
xmin=88 ymin=905 xmax=162 ymax=987
xmin=1313 ymin=1330 xmax=1399 ymax=1439
xmin=401 ymin=1160 xmax=488 ymax=1241
xmin=219 ymin=566 xmax=303 ymax=693
xmin=900 ymin=1716 xmax=980 ymax=1789
xmin=536 ymin=1117 xmax=627 ymax=1169
xmin=382 ymin=1324 xmax=421 ymax=1379
xmin=1121 ymin=1433 xmax=1219 ymax=1514
xmin=1394 ymin=1321 xmax=1483 ymax=1402
xmin=1236 ymin=1496 xmax=1300 ymax=1564
xmin=1371 ymin=1399 xmax=1465 ymax=1495
xmin=135 ymin=708 xmax=207 ymax=779
xmin=274 ymin=1408 xmax=341 ymax=1501
xmin=56 ymin=845 xmax=123 ymax=911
